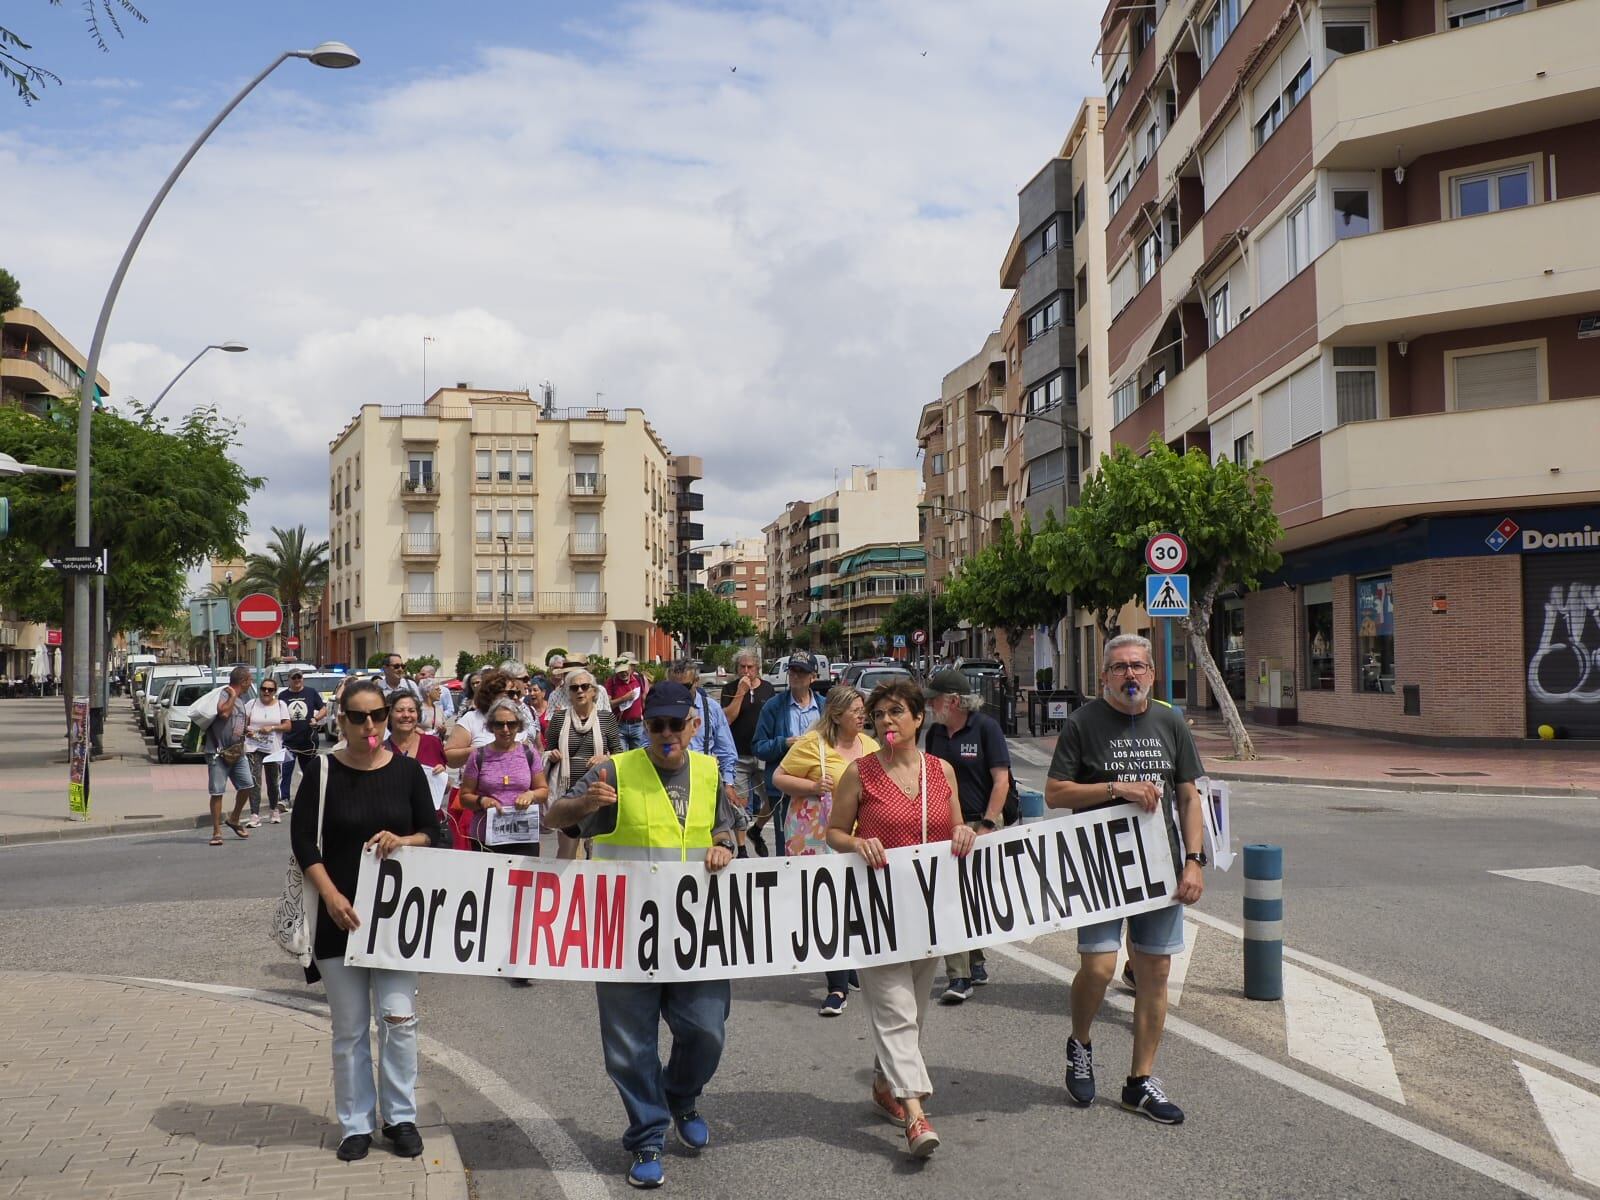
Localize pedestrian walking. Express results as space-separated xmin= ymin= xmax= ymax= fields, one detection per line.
xmin=750 ymin=653 xmax=823 ymax=856
xmin=244 ymin=678 xmax=291 ymax=826
xmin=825 ymin=679 xmax=972 ymax=1158
xmin=377 ymin=653 xmax=423 ymax=707
xmin=443 ymin=669 xmax=531 ymax=763
xmin=548 ymin=653 xmax=612 ymax=714
xmin=279 ymin=669 xmax=327 ymax=813
xmin=206 ymin=666 xmax=257 ymax=846
xmin=773 ymin=685 xmax=876 ymax=1014
xmin=459 ymin=696 xmax=547 ymax=858
xmin=543 ymin=682 xmax=742 ymax=1189
xmin=543 ymin=668 xmax=622 ymax=859
xmin=416 ymin=663 xmax=453 ymax=720
xmin=719 ymin=649 xmax=776 ymax=854
xmin=924 ymin=668 xmax=1012 ymax=1003
xmin=386 ymin=692 xmax=448 ymax=832
xmin=667 ymin=660 xmax=745 ymax=844
xmin=290 ymin=679 xmax=439 ymax=1162
xmin=606 ymin=654 xmax=650 ymax=750
xmin=1044 ymin=633 xmax=1206 ymax=1125
xmin=525 ymin=677 xmax=553 ymax=742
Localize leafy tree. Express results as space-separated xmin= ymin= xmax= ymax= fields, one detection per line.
xmin=0 ymin=401 xmax=258 ymax=722
xmin=945 ymin=513 xmax=1071 ymax=669
xmin=0 ymin=267 xmax=20 ymax=317
xmin=790 ymin=626 xmax=813 ymax=651
xmin=653 ymin=589 xmax=754 ymax=653
xmin=453 ymin=649 xmax=500 ymax=679
xmin=404 ymin=654 xmax=440 ymax=676
xmin=877 ymin=592 xmax=956 ymax=643
xmin=1034 ymin=436 xmax=1282 ymax=760
xmin=762 ymin=625 xmax=788 ymax=659
xmin=817 ymin=617 xmax=845 ymax=657
xmin=242 ymin=525 xmax=329 ymax=640
xmin=2 ymin=1 xmax=146 ymax=104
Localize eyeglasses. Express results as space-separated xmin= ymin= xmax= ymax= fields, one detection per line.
xmin=385 ymin=662 xmax=403 ymax=670
xmin=344 ymin=706 xmax=389 ymax=725
xmin=646 ymin=716 xmax=688 ymax=734
xmin=1106 ymin=662 xmax=1153 ymax=676
xmin=569 ymin=683 xmax=594 ymax=693
xmin=871 ymin=704 xmax=911 ymax=722
xmin=489 ymin=720 xmax=521 ymax=730
xmin=260 ymin=688 xmax=277 ymax=695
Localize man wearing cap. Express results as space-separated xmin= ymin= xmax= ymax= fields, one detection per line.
xmin=750 ymin=652 xmax=823 ymax=853
xmin=278 ymin=669 xmax=327 ymax=811
xmin=544 ymin=682 xmax=742 ymax=1190
xmin=606 ymin=654 xmax=650 ymax=750
xmin=924 ymin=668 xmax=1013 ymax=1003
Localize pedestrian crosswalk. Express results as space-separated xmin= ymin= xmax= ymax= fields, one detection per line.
xmin=1491 ymin=865 xmax=1600 ymax=898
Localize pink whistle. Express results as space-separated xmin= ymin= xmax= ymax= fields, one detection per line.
xmin=884 ymin=729 xmax=897 ymax=746
xmin=366 ymin=735 xmax=380 ymax=750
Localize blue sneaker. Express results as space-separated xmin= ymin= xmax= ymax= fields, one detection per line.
xmin=627 ymin=1149 xmax=664 ymax=1188
xmin=940 ymin=977 xmax=974 ymax=1004
xmin=971 ymin=961 xmax=990 ymax=986
xmin=1121 ymin=1075 xmax=1184 ymax=1124
xmin=819 ymin=990 xmax=847 ymax=1017
xmin=672 ymin=1110 xmax=710 ymax=1152
xmin=1064 ymin=1037 xmax=1095 ymax=1107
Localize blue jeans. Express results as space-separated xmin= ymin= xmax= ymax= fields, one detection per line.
xmin=317 ymin=958 xmax=419 ymax=1138
xmin=281 ymin=748 xmax=316 ymax=806
xmin=595 ymin=979 xmax=730 ymax=1151
xmin=618 ymin=720 xmax=647 ymax=751
xmin=1077 ymin=903 xmax=1187 ymax=956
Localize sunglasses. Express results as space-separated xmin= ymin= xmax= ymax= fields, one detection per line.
xmin=645 ymin=717 xmax=688 ymax=734
xmin=569 ymin=683 xmax=595 ymax=693
xmin=489 ymin=719 xmax=521 ymax=730
xmin=261 ymin=688 xmax=277 ymax=695
xmin=344 ymin=706 xmax=389 ymax=726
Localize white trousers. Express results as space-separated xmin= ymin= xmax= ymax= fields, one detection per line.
xmin=858 ymin=957 xmax=938 ymax=1099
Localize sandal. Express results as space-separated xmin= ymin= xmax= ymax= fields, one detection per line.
xmin=209 ymin=835 xmax=224 ymax=846
xmin=224 ymin=820 xmax=250 ymax=839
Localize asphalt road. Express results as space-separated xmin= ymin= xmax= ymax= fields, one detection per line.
xmin=2 ymin=759 xmax=1597 ymax=1199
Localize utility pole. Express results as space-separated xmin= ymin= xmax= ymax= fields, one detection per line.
xmin=497 ymin=535 xmax=511 ymax=653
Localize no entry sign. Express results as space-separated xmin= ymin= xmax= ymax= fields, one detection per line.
xmin=236 ymin=593 xmax=283 ymax=640
xmin=285 ymin=636 xmax=301 ymax=653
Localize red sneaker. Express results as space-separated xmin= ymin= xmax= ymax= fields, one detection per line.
xmin=871 ymin=1080 xmax=906 ymax=1125
xmin=904 ymin=1115 xmax=940 ymax=1158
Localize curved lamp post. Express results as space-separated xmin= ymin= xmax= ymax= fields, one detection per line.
xmin=66 ymin=41 xmax=360 ymax=817
xmin=147 ymin=341 xmax=249 ymax=416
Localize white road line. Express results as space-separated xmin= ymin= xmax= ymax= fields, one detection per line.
xmin=1490 ymin=866 xmax=1600 ymax=898
xmin=1282 ymin=963 xmax=1406 ymax=1104
xmin=117 ymin=976 xmax=608 ymax=1200
xmin=986 ymin=944 xmax=1591 ymax=1200
xmin=1115 ymin=918 xmax=1197 ymax=1006
xmin=1186 ymin=908 xmax=1600 ymax=1090
xmin=1518 ymin=1061 xmax=1600 ymax=1188
xmin=1008 ymin=742 xmax=1052 ymax=768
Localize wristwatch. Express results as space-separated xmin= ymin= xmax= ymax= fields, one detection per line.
xmin=978 ymin=818 xmax=998 ymax=831
xmin=1184 ymin=851 xmax=1208 ymax=868
xmin=714 ymin=837 xmax=736 ymax=851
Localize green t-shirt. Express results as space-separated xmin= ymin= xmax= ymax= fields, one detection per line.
xmin=1046 ymin=697 xmax=1204 ymax=874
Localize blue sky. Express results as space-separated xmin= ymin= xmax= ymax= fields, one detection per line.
xmin=5 ymin=1 xmax=1098 ymax=553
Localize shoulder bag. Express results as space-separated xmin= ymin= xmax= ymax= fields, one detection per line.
xmin=271 ymin=757 xmax=328 ymax=969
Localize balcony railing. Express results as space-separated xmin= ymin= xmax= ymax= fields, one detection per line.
xmin=677 ymin=491 xmax=705 ymax=511
xmin=400 ymin=474 xmax=439 ymax=500
xmin=678 ymin=522 xmax=704 ymax=543
xmin=568 ymin=473 xmax=607 ymax=499
xmin=401 ymin=533 xmax=441 ymax=557
xmin=569 ymin=533 xmax=607 ymax=557
xmin=401 ymin=591 xmax=608 ymax=617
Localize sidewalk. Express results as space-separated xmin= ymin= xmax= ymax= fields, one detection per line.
xmin=0 ymin=698 xmax=214 ymax=844
xmin=0 ymin=972 xmax=468 ymax=1199
xmin=1015 ymin=709 xmax=1600 ymax=798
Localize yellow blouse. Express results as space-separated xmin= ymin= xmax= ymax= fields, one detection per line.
xmin=777 ymin=730 xmax=880 ymax=788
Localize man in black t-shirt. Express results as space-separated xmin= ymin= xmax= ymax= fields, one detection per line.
xmin=924 ymin=669 xmax=1011 ymax=1003
xmin=1045 ymin=633 xmax=1206 ymax=1126
xmin=719 ymin=650 xmax=776 ymax=854
xmin=279 ymin=670 xmax=327 ymax=811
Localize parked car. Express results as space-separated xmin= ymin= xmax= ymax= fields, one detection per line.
xmin=137 ymin=665 xmax=207 ymax=734
xmin=155 ymin=678 xmax=224 ymax=763
xmin=844 ymin=663 xmax=915 ymax=698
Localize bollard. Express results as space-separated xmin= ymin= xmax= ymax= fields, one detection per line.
xmin=1017 ymin=788 xmax=1046 ymax=823
xmin=1243 ymin=843 xmax=1283 ymax=1000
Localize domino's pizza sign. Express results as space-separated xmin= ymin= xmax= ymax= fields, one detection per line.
xmin=1485 ymin=517 xmax=1519 ymax=552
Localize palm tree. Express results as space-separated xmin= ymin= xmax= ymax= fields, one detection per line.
xmin=243 ymin=525 xmax=329 ymax=642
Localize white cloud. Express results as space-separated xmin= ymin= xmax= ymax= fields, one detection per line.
xmin=8 ymin=0 xmax=1097 ymax=556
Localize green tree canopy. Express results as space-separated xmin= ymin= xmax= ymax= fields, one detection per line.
xmin=243 ymin=524 xmax=328 ymax=639
xmin=1033 ymin=436 xmax=1282 ymax=759
xmin=0 ymin=266 xmax=20 ymax=315
xmin=653 ymin=589 xmax=755 ymax=652
xmin=945 ymin=512 xmax=1071 ymax=658
xmin=3 ymin=1 xmax=146 ymax=104
xmin=877 ymin=591 xmax=956 ymax=644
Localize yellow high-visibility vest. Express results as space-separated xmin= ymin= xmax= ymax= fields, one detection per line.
xmin=591 ymin=747 xmax=720 ymax=862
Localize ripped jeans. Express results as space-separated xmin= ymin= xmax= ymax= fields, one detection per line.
xmin=316 ymin=958 xmax=419 ymax=1137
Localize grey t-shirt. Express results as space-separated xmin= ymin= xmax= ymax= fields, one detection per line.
xmin=568 ymin=753 xmax=739 ymax=839
xmin=1047 ymin=697 xmax=1204 ymax=873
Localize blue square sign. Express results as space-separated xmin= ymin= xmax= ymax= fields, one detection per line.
xmin=1146 ymin=572 xmax=1190 ymax=616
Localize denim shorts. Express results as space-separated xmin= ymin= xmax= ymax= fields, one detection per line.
xmin=1077 ymin=903 xmax=1185 ymax=956
xmin=206 ymin=751 xmax=256 ymax=796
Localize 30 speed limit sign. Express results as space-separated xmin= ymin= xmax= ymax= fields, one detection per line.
xmin=1145 ymin=533 xmax=1188 ymax=574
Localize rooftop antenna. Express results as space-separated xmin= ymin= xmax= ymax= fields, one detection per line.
xmin=539 ymin=381 xmax=555 ymax=417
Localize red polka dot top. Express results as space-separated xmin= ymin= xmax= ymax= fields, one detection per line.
xmin=854 ymin=751 xmax=955 ymax=850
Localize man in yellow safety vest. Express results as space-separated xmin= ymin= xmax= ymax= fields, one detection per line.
xmin=543 ymin=680 xmax=742 ymax=1190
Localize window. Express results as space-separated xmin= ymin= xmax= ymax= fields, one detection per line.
xmin=1446 ymin=0 xmax=1523 ymax=27
xmin=1323 ymin=16 xmax=1370 ymax=60
xmin=475 ymin=570 xmax=493 ymax=602
xmin=1107 ymin=65 xmax=1129 ymax=112
xmin=495 ymin=449 xmax=513 ymax=482
xmin=1112 ymin=380 xmax=1138 ymax=424
xmin=516 ymin=508 xmax=534 ymax=540
xmin=516 ymin=570 xmax=535 ymax=601
xmin=1027 ymin=220 xmax=1059 ymax=266
xmin=1303 ymin=581 xmax=1334 ymax=691
xmin=1333 ymin=189 xmax=1372 ymax=238
xmin=475 ymin=510 xmax=491 ymax=542
xmin=1451 ymin=163 xmax=1534 ymax=217
xmin=1109 ymin=168 xmax=1132 ymax=213
xmin=1208 ymin=283 xmax=1231 ymax=344
xmin=1026 ymin=296 xmax=1063 ymax=343
xmin=1252 ymin=31 xmax=1312 ymax=148
xmin=1200 ymin=0 xmax=1239 ymax=70
xmin=1286 ymin=191 xmax=1316 ymax=275
xmin=1233 ymin=431 xmax=1255 ymax=465
xmin=1333 ymin=347 xmax=1379 ymax=424
xmin=930 ymin=452 xmax=945 ymax=476
xmin=407 ymin=453 xmax=434 ymax=487
xmin=1028 ymin=374 xmax=1066 ymax=414
xmin=1137 ymin=231 xmax=1161 ymax=286
xmin=1140 ymin=120 xmax=1160 ymax=172
xmin=1028 ymin=450 xmax=1066 ymax=496
xmin=475 ymin=449 xmax=491 ymax=481
xmin=1451 ymin=345 xmax=1541 ymax=411
xmin=1076 ymin=267 xmax=1088 ymax=308
xmin=515 ymin=450 xmax=533 ymax=481
xmin=1355 ymin=576 xmax=1394 ymax=694
xmin=1074 ymin=184 xmax=1086 ymax=231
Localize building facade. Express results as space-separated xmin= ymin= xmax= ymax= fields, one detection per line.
xmin=702 ymin=537 xmax=768 ymax=626
xmin=324 ymin=387 xmax=680 ymax=669
xmin=1095 ymin=0 xmax=1600 ymax=740
xmin=832 ymin=541 xmax=926 ymax=658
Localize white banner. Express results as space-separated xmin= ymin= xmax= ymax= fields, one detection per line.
xmin=345 ymin=804 xmax=1177 ymax=982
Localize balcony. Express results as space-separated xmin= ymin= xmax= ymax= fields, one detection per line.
xmin=1315 ymin=192 xmax=1600 ymax=345
xmin=401 ymin=591 xmax=608 ymax=618
xmin=568 ymin=473 xmax=607 ymax=501
xmin=677 ymin=491 xmax=705 ymax=511
xmin=400 ymin=474 xmax=440 ymax=505
xmin=568 ymin=533 xmax=607 ymax=559
xmin=678 ymin=521 xmax=704 ymax=543
xmin=674 ymin=455 xmax=704 ymax=483
xmin=1312 ymin=3 xmax=1600 ymax=172
xmin=401 ymin=533 xmax=441 ymax=559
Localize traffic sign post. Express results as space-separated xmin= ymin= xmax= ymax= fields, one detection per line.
xmin=235 ymin=593 xmax=284 ymax=695
xmin=285 ymin=636 xmax=301 ymax=655
xmin=1145 ymin=533 xmax=1188 ymax=574
xmin=1146 ymin=569 xmax=1191 ymax=709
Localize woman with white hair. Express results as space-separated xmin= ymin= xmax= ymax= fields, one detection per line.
xmin=542 ymin=667 xmax=623 ymax=858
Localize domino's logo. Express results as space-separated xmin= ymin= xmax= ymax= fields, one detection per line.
xmin=1485 ymin=516 xmax=1519 ymax=552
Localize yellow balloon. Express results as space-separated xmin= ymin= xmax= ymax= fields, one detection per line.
xmin=1538 ymin=724 xmax=1556 ymax=740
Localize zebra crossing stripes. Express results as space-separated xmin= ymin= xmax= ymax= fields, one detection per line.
xmin=1008 ymin=741 xmax=1053 ymax=768
xmin=1518 ymin=1062 xmax=1600 ymax=1189
xmin=1282 ymin=963 xmax=1406 ymax=1104
xmin=1491 ymin=865 xmax=1600 ymax=898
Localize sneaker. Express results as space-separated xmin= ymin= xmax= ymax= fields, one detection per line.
xmin=904 ymin=1114 xmax=940 ymax=1158
xmin=1064 ymin=1037 xmax=1096 ymax=1106
xmin=1121 ymin=1075 xmax=1184 ymax=1125
xmin=627 ymin=1149 xmax=664 ymax=1188
xmin=870 ymin=1079 xmax=907 ymax=1125
xmin=509 ymin=977 xmax=533 ymax=988
xmin=847 ymin=970 xmax=861 ymax=991
xmin=748 ymin=827 xmax=769 ymax=857
xmin=819 ymin=991 xmax=847 ymax=1017
xmin=971 ymin=961 xmax=990 ymax=986
xmin=336 ymin=1133 xmax=372 ymax=1161
xmin=671 ymin=1110 xmax=709 ymax=1152
xmin=1122 ymin=962 xmax=1137 ymax=993
xmin=244 ymin=815 xmax=262 ymax=828
xmin=382 ymin=1121 xmax=424 ymax=1157
xmin=270 ymin=812 xmax=282 ymax=824
xmin=940 ymin=977 xmax=974 ymax=1005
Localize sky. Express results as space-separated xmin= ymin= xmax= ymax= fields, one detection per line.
xmin=3 ymin=0 xmax=1099 ymax=560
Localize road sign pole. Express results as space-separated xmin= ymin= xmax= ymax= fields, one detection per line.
xmin=1165 ymin=616 xmax=1175 ymax=705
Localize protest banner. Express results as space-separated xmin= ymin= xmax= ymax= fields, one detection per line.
xmin=345 ymin=803 xmax=1177 ymax=983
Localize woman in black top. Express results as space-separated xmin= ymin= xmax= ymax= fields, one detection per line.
xmin=291 ymin=680 xmax=439 ymax=1164
xmin=541 ymin=668 xmax=623 ymax=858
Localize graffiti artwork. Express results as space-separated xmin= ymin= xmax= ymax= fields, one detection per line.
xmin=1523 ymin=553 xmax=1600 ymax=737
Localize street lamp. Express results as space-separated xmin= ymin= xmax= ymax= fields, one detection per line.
xmin=0 ymin=453 xmax=77 ymax=478
xmin=497 ymin=535 xmax=512 ymax=654
xmin=66 ymin=40 xmax=360 ymax=818
xmin=147 ymin=341 xmax=249 ymax=416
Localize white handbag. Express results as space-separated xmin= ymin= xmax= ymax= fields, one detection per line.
xmin=188 ymin=684 xmax=228 ymax=731
xmin=270 ymin=757 xmax=327 ymax=968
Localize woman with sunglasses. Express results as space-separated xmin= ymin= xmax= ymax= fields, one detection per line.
xmin=460 ymin=696 xmax=548 ymax=854
xmin=443 ymin=669 xmax=529 ymax=766
xmin=290 ymin=680 xmax=440 ymax=1164
xmin=244 ymin=679 xmax=291 ymax=826
xmin=542 ymin=669 xmax=622 ymax=859
xmin=825 ymin=680 xmax=974 ymax=1159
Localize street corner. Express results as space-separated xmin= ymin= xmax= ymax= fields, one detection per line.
xmin=0 ymin=970 xmax=470 ymax=1199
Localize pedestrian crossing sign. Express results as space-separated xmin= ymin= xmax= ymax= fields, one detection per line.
xmin=1146 ymin=572 xmax=1190 ymax=616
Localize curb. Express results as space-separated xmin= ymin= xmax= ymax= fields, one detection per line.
xmin=0 ymin=814 xmax=209 ymax=846
xmin=1206 ymin=769 xmax=1600 ymax=800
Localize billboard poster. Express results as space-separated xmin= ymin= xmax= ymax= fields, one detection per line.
xmin=68 ymin=695 xmax=91 ymax=819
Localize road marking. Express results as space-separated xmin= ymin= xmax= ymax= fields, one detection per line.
xmin=1490 ymin=866 xmax=1600 ymax=898
xmin=1282 ymin=963 xmax=1406 ymax=1104
xmin=1186 ymin=908 xmax=1600 ymax=1090
xmin=987 ymin=944 xmax=1590 ymax=1200
xmin=1008 ymin=742 xmax=1052 ymax=768
xmin=116 ymin=976 xmax=607 ymax=1200
xmin=1518 ymin=1061 xmax=1600 ymax=1188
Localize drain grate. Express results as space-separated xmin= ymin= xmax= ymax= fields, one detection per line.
xmin=1435 ymin=771 xmax=1490 ymax=777
xmin=1328 ymin=805 xmax=1396 ymax=814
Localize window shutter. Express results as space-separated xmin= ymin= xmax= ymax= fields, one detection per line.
xmin=1262 ymin=379 xmax=1292 ymax=458
xmin=1202 ymin=137 xmax=1228 ymax=206
xmin=1258 ymin=214 xmax=1289 ymax=302
xmin=1210 ymin=409 xmax=1234 ymax=464
xmin=1454 ymin=347 xmax=1539 ymax=411
xmin=1223 ymin=112 xmax=1249 ymax=191
xmin=1290 ymin=361 xmax=1324 ymax=444
xmin=1110 ymin=259 xmax=1136 ymax=314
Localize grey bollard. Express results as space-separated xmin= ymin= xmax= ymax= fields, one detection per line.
xmin=1243 ymin=843 xmax=1283 ymax=1000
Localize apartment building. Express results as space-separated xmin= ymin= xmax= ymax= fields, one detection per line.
xmin=763 ymin=467 xmax=922 ymax=635
xmin=832 ymin=541 xmax=926 ymax=656
xmin=671 ymin=455 xmax=706 ymax=591
xmin=325 ymin=387 xmax=680 ymax=668
xmin=1096 ymin=0 xmax=1600 ymax=740
xmin=701 ymin=537 xmax=769 ymax=626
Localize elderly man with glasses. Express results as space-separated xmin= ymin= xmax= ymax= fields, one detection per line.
xmin=1043 ymin=633 xmax=1207 ymax=1126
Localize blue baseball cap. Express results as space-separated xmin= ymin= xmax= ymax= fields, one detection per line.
xmin=643 ymin=681 xmax=695 ymax=720
xmin=785 ymin=653 xmax=818 ymax=675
